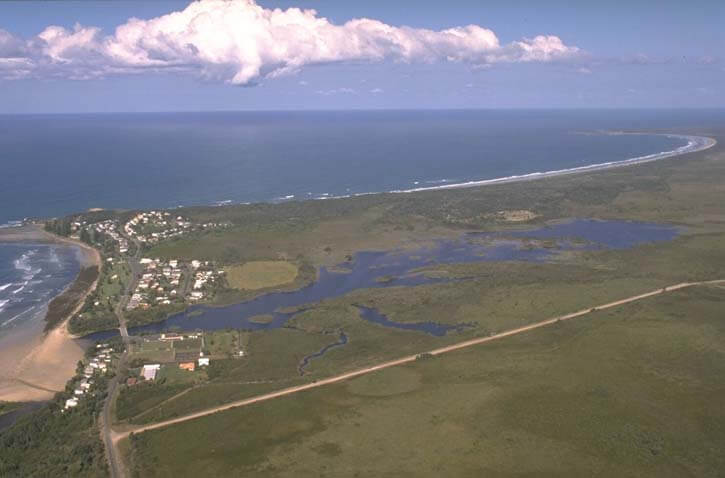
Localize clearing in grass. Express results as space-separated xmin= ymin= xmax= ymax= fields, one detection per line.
xmin=225 ymin=261 xmax=299 ymax=290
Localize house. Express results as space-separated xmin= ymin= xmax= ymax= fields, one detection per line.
xmin=190 ymin=291 xmax=204 ymax=300
xmin=198 ymin=357 xmax=210 ymax=367
xmin=160 ymin=333 xmax=183 ymax=341
xmin=141 ymin=364 xmax=161 ymax=381
xmin=126 ymin=377 xmax=137 ymax=386
xmin=74 ymin=388 xmax=84 ymax=396
xmin=179 ymin=362 xmax=196 ymax=372
xmin=64 ymin=398 xmax=78 ymax=409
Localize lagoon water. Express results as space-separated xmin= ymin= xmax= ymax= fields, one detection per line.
xmin=5 ymin=109 xmax=721 ymax=226
xmin=111 ymin=219 xmax=680 ymax=339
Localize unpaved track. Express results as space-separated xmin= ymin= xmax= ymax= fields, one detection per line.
xmin=111 ymin=279 xmax=724 ymax=447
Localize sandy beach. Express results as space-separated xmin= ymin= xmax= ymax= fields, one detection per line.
xmin=393 ymin=134 xmax=717 ymax=194
xmin=0 ymin=224 xmax=101 ymax=402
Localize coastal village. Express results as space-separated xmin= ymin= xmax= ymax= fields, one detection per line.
xmin=58 ymin=211 xmax=230 ymax=333
xmin=126 ymin=257 xmax=224 ymax=311
xmin=43 ymin=209 xmax=244 ymax=418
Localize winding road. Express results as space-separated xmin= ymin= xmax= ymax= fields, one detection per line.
xmin=107 ymin=278 xmax=725 ymax=460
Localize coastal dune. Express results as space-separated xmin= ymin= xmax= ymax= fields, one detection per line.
xmin=0 ymin=225 xmax=101 ymax=402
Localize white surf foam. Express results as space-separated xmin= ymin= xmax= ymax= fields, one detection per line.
xmin=0 ymin=305 xmax=38 ymax=328
xmin=391 ymin=134 xmax=716 ymax=195
xmin=0 ymin=283 xmax=12 ymax=292
xmin=12 ymin=282 xmax=27 ymax=295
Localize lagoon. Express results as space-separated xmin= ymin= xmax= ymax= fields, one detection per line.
xmin=100 ymin=219 xmax=680 ymax=339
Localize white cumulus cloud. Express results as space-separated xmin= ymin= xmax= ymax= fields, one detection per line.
xmin=0 ymin=0 xmax=580 ymax=84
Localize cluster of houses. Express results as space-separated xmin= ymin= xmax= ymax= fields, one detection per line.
xmin=71 ymin=219 xmax=130 ymax=254
xmin=64 ymin=344 xmax=113 ymax=411
xmin=123 ymin=211 xmax=227 ymax=246
xmin=190 ymin=263 xmax=225 ymax=301
xmin=91 ymin=219 xmax=130 ymax=254
xmin=126 ymin=257 xmax=224 ymax=310
xmin=127 ymin=257 xmax=185 ymax=310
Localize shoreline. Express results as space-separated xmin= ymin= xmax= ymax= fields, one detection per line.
xmin=0 ymin=224 xmax=102 ymax=402
xmin=390 ymin=134 xmax=717 ymax=194
xmin=0 ymin=134 xmax=715 ymax=226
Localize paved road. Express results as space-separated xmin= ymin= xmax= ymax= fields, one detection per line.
xmin=102 ymin=235 xmax=142 ymax=478
xmin=111 ymin=279 xmax=725 ymax=444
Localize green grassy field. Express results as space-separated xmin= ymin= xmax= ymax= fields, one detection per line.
xmin=115 ymin=130 xmax=725 ymax=476
xmin=126 ymin=284 xmax=725 ymax=477
xmin=128 ymin=340 xmax=175 ymax=364
xmin=204 ymin=330 xmax=244 ymax=358
xmin=111 ymin=225 xmax=725 ymax=425
xmin=225 ymin=261 xmax=299 ymax=290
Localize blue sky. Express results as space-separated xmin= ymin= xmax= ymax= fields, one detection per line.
xmin=0 ymin=0 xmax=723 ymax=113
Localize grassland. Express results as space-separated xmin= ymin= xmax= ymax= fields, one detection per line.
xmin=0 ymin=401 xmax=22 ymax=417
xmin=225 ymin=261 xmax=299 ymax=290
xmin=116 ymin=129 xmax=725 ymax=476
xmin=111 ymin=224 xmax=725 ymax=425
xmin=146 ymin=130 xmax=724 ymax=270
xmin=126 ymin=284 xmax=725 ymax=477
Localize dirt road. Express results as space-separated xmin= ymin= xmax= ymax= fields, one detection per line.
xmin=111 ymin=279 xmax=724 ymax=446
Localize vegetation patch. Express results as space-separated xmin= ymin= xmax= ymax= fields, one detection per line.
xmin=127 ymin=286 xmax=725 ymax=477
xmin=225 ymin=261 xmax=299 ymax=290
xmin=347 ymin=367 xmax=422 ymax=397
xmin=46 ymin=265 xmax=99 ymax=332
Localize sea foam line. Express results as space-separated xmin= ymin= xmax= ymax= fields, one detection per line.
xmin=0 ymin=283 xmax=13 ymax=292
xmin=391 ymin=134 xmax=716 ymax=194
xmin=0 ymin=305 xmax=38 ymax=328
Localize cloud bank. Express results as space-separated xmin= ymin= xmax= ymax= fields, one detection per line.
xmin=0 ymin=0 xmax=580 ymax=85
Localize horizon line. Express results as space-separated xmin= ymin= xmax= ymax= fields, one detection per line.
xmin=2 ymin=106 xmax=725 ymax=116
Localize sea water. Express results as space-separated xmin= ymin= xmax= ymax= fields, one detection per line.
xmin=3 ymin=109 xmax=723 ymax=226
xmin=0 ymin=243 xmax=81 ymax=337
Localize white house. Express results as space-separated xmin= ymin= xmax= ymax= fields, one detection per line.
xmin=142 ymin=364 xmax=161 ymax=381
xmin=64 ymin=398 xmax=78 ymax=409
xmin=198 ymin=357 xmax=210 ymax=367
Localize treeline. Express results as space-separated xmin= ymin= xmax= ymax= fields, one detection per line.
xmin=44 ymin=266 xmax=99 ymax=332
xmin=0 ymin=377 xmax=109 ymax=477
xmin=44 ymin=218 xmax=73 ymax=237
xmin=69 ymin=312 xmax=119 ymax=337
xmin=68 ymin=261 xmax=120 ymax=336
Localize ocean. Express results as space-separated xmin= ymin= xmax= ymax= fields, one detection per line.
xmin=0 ymin=243 xmax=81 ymax=339
xmin=0 ymin=109 xmax=722 ymax=337
xmin=2 ymin=109 xmax=723 ymax=226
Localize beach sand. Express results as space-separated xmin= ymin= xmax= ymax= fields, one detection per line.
xmin=0 ymin=224 xmax=101 ymax=402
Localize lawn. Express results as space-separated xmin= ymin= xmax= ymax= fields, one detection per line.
xmin=128 ymin=340 xmax=174 ymax=364
xmin=225 ymin=261 xmax=299 ymax=290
